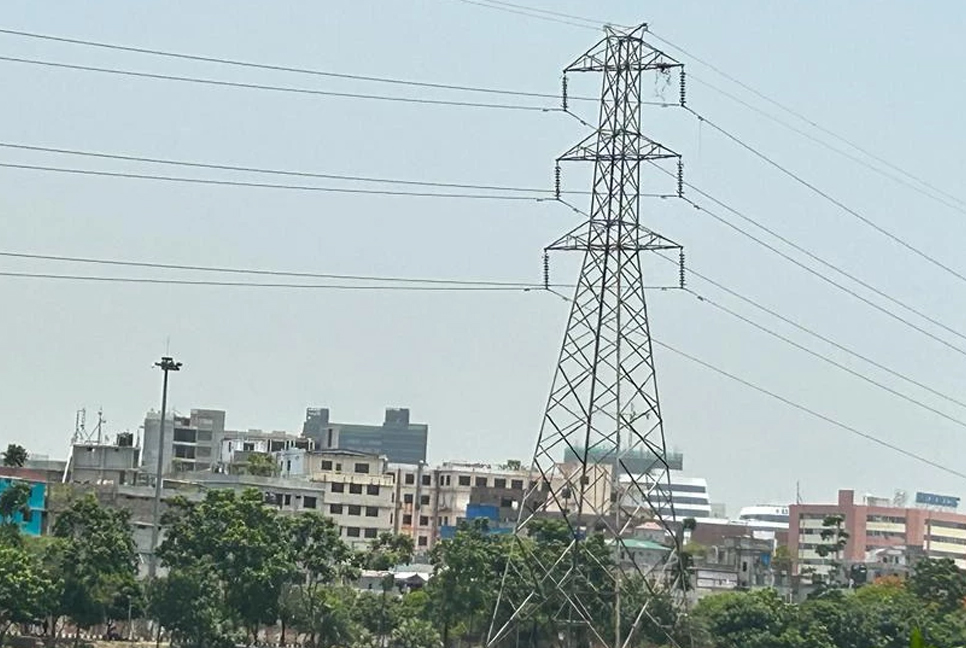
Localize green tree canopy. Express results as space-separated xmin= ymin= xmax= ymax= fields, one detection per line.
xmin=1 ymin=444 xmax=27 ymax=468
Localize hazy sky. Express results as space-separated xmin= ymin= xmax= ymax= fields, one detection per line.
xmin=3 ymin=2 xmax=966 ymax=513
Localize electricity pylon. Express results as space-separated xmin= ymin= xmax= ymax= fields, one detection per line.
xmin=488 ymin=24 xmax=687 ymax=648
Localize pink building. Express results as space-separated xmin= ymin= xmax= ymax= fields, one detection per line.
xmin=789 ymin=489 xmax=966 ymax=576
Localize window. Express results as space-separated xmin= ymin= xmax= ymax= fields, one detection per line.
xmin=366 ymin=507 xmax=379 ymax=517
xmin=418 ymin=536 xmax=428 ymax=547
xmin=283 ymin=494 xmax=292 ymax=506
xmin=346 ymin=527 xmax=361 ymax=538
xmin=511 ymin=479 xmax=524 ymax=490
xmin=404 ymin=494 xmax=413 ymax=504
xmin=494 ymin=478 xmax=507 ymax=489
xmin=445 ymin=475 xmax=451 ymax=486
xmin=420 ymin=495 xmax=430 ymax=506
xmin=419 ymin=516 xmax=429 ymax=526
xmin=364 ymin=528 xmax=378 ymax=539
xmin=348 ymin=505 xmax=362 ymax=516
xmin=330 ymin=504 xmax=343 ymax=515
xmin=405 ymin=473 xmax=415 ymax=485
xmin=304 ymin=496 xmax=317 ymax=509
xmin=422 ymin=475 xmax=431 ymax=486
xmin=335 ymin=463 xmax=342 ymax=472
xmin=349 ymin=484 xmax=363 ymax=495
xmin=173 ymin=428 xmax=196 ymax=443
xmin=501 ymin=497 xmax=514 ymax=508
xmin=403 ymin=514 xmax=413 ymax=525
xmin=321 ymin=460 xmax=333 ymax=470
xmin=331 ymin=482 xmax=345 ymax=493
xmin=476 ymin=477 xmax=487 ymax=487
xmin=243 ymin=442 xmax=256 ymax=452
xmin=580 ymin=476 xmax=589 ymax=485
xmin=367 ymin=485 xmax=380 ymax=496
xmin=22 ymin=509 xmax=32 ymax=523
xmin=354 ymin=463 xmax=370 ymax=474
xmin=458 ymin=476 xmax=471 ymax=486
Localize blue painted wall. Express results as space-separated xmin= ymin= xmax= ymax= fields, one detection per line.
xmin=0 ymin=478 xmax=45 ymax=536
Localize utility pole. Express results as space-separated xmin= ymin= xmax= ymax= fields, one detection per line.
xmin=488 ymin=24 xmax=687 ymax=648
xmin=148 ymin=355 xmax=182 ymax=580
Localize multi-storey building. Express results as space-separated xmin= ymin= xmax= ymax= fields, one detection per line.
xmin=789 ymin=489 xmax=966 ymax=576
xmin=392 ymin=461 xmax=616 ymax=552
xmin=142 ymin=408 xmax=226 ymax=475
xmin=183 ymin=449 xmax=395 ymax=549
xmin=219 ymin=430 xmax=311 ymax=472
xmin=735 ymin=505 xmax=790 ymax=531
xmin=68 ymin=433 xmax=140 ymax=485
xmin=301 ymin=407 xmax=428 ymax=464
xmin=619 ymin=473 xmax=714 ymax=521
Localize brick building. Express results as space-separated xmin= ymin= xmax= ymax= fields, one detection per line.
xmin=789 ymin=489 xmax=966 ymax=576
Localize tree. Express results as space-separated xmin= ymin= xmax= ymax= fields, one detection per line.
xmin=909 ymin=557 xmax=966 ymax=614
xmin=159 ymin=488 xmax=297 ymax=644
xmin=284 ymin=513 xmax=357 ymax=647
xmin=245 ymin=452 xmax=280 ymax=477
xmin=425 ymin=519 xmax=508 ymax=647
xmin=49 ymin=493 xmax=138 ymax=643
xmin=812 ymin=514 xmax=849 ymax=591
xmin=148 ymin=564 xmax=236 ymax=648
xmin=1 ymin=444 xmax=27 ymax=468
xmin=390 ymin=618 xmax=441 ymax=648
xmin=0 ymin=481 xmax=31 ymax=526
xmin=364 ymin=532 xmax=415 ymax=570
xmin=0 ymin=542 xmax=54 ymax=646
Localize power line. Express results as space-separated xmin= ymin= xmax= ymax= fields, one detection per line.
xmin=646 ymin=28 xmax=966 ymax=211
xmin=654 ymin=338 xmax=966 ymax=482
xmin=0 ymin=26 xmax=600 ymax=103
xmin=0 ymin=141 xmax=583 ymax=196
xmin=437 ymin=1 xmax=966 ymax=216
xmin=664 ymin=255 xmax=966 ymax=412
xmin=686 ymin=74 xmax=966 ymax=217
xmin=450 ymin=0 xmax=598 ymax=30
xmin=648 ymin=164 xmax=966 ymax=349
xmin=688 ymin=108 xmax=966 ymax=288
xmin=672 ymin=188 xmax=966 ymax=359
xmin=0 ymin=161 xmax=555 ymax=200
xmin=466 ymin=0 xmax=608 ymax=27
xmin=0 ymin=55 xmax=557 ymax=112
xmin=0 ymin=249 xmax=572 ymax=288
xmin=684 ymin=286 xmax=966 ymax=431
xmin=0 ymin=270 xmax=545 ymax=291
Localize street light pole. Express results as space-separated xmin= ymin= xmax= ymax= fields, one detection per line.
xmin=148 ymin=356 xmax=181 ymax=580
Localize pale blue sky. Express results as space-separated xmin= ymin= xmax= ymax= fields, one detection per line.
xmin=2 ymin=2 xmax=965 ymax=512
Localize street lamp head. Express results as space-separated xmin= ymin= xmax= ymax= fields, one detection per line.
xmin=155 ymin=356 xmax=183 ymax=372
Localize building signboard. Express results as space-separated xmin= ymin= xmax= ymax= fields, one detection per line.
xmin=915 ymin=492 xmax=960 ymax=509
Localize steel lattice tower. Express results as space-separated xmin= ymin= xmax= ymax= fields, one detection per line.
xmin=488 ymin=25 xmax=687 ymax=648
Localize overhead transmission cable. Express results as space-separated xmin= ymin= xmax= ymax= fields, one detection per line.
xmin=682 ymin=285 xmax=966 ymax=430
xmin=648 ymin=164 xmax=966 ymax=350
xmin=684 ymin=74 xmax=966 ymax=216
xmin=542 ymin=287 xmax=966 ymax=482
xmin=0 ymin=26 xmax=600 ymax=103
xmin=0 ymin=270 xmax=547 ymax=290
xmin=0 ymin=161 xmax=560 ymax=200
xmin=437 ymin=3 xmax=966 ymax=216
xmin=0 ymin=249 xmax=573 ymax=288
xmin=0 ymin=55 xmax=568 ymax=112
xmin=0 ymin=141 xmax=593 ymax=196
xmin=687 ymin=108 xmax=966 ymax=288
xmin=657 ymin=253 xmax=966 ymax=412
xmin=645 ymin=28 xmax=966 ymax=210
xmin=654 ymin=338 xmax=966 ymax=482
